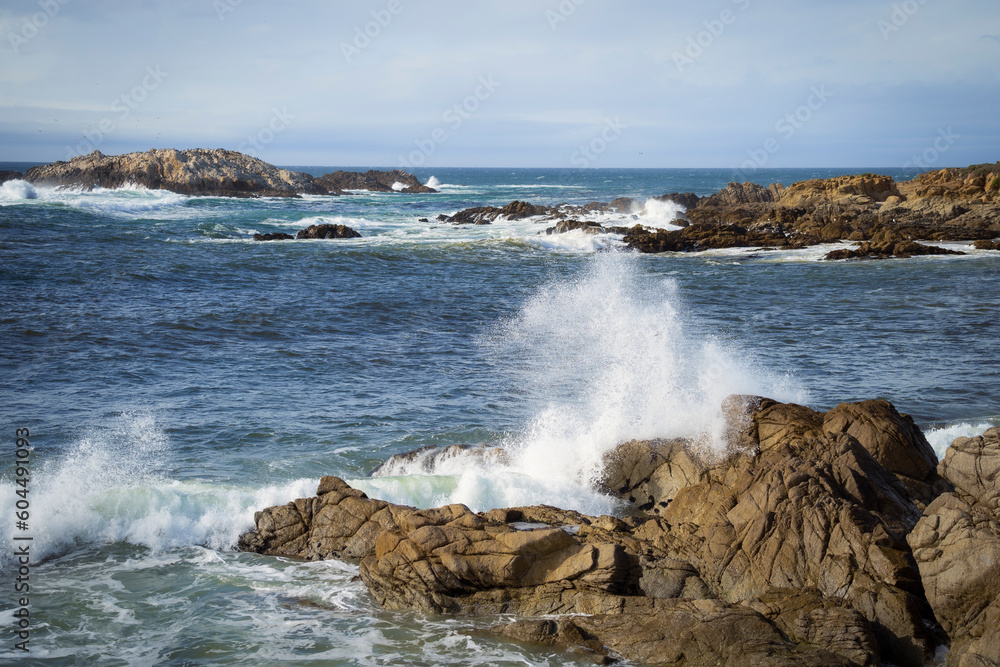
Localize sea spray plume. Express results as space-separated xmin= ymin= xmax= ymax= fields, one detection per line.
xmin=489 ymin=252 xmax=807 ymax=486
xmin=362 ymin=252 xmax=806 ymax=515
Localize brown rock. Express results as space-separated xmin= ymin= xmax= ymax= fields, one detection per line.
xmin=908 ymin=428 xmax=1000 ymax=667
xmin=442 ymin=200 xmax=551 ymax=225
xmin=823 ymin=399 xmax=948 ymax=508
xmin=25 ymin=148 xmax=323 ymax=197
xmin=544 ymin=219 xmax=605 ymax=235
xmin=973 ymin=239 xmax=1000 ymax=250
xmin=237 ymin=476 xmax=417 ymax=560
xmin=0 ymin=170 xmax=24 ymax=184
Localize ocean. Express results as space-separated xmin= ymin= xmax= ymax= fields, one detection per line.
xmin=1 ymin=165 xmax=997 ymax=665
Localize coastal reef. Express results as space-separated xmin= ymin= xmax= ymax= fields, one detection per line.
xmin=240 ymin=397 xmax=1000 ymax=666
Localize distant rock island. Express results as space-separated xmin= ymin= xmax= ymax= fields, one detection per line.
xmin=19 ymin=148 xmax=437 ymax=198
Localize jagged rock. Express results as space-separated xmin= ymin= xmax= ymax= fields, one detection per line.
xmin=314 ymin=169 xmax=436 ymax=194
xmin=973 ymin=239 xmax=1000 ymax=250
xmin=623 ymin=221 xmax=796 ymax=253
xmin=700 ymin=181 xmax=784 ymax=206
xmin=0 ymin=170 xmax=24 ymax=184
xmin=823 ymin=399 xmax=949 ymax=508
xmin=779 ymin=174 xmax=901 ymax=207
xmin=238 ymin=476 xmax=418 ymax=560
xmin=295 ymin=224 xmax=361 ymax=240
xmin=252 ymin=232 xmax=295 ymax=241
xmin=25 ymin=148 xmax=324 ymax=197
xmin=824 ymin=228 xmax=965 ymax=260
xmin=653 ymin=192 xmax=701 ymax=210
xmin=598 ymin=398 xmax=938 ymax=665
xmin=544 ymin=220 xmax=605 ymax=235
xmin=441 ymin=200 xmax=551 ymax=225
xmin=908 ymin=427 xmax=1000 ymax=667
xmin=497 ymin=597 xmax=859 ymax=666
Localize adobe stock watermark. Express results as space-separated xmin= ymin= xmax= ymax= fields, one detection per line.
xmin=398 ymin=75 xmax=500 ymax=169
xmin=570 ymin=118 xmax=627 ymax=168
xmin=732 ymin=85 xmax=833 ymax=181
xmin=65 ymin=65 xmax=169 ymax=160
xmin=238 ymin=108 xmax=295 ymax=159
xmin=213 ymin=0 xmax=243 ymax=21
xmin=901 ymin=127 xmax=959 ymax=169
xmin=546 ymin=0 xmax=587 ymax=31
xmin=673 ymin=0 xmax=751 ymax=73
xmin=341 ymin=0 xmax=404 ymax=63
xmin=878 ymin=0 xmax=931 ymax=40
xmin=6 ymin=0 xmax=70 ymax=55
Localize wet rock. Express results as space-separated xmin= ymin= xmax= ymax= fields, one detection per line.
xmin=544 ymin=220 xmax=606 ymax=235
xmin=908 ymin=427 xmax=1000 ymax=667
xmin=0 ymin=170 xmax=24 ymax=184
xmin=25 ymin=148 xmax=323 ymax=197
xmin=238 ymin=476 xmax=417 ymax=560
xmin=252 ymin=232 xmax=295 ymax=241
xmin=973 ymin=239 xmax=1000 ymax=250
xmin=295 ymin=224 xmax=361 ymax=240
xmin=441 ymin=200 xmax=552 ymax=225
xmin=824 ymin=228 xmax=965 ymax=260
xmin=314 ymin=169 xmax=435 ymax=194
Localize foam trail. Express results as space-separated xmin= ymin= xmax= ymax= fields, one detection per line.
xmin=0 ymin=412 xmax=315 ymax=561
xmin=371 ymin=252 xmax=806 ymax=514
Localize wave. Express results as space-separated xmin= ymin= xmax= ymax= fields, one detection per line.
xmin=0 ymin=412 xmax=315 ymax=562
xmin=636 ymin=197 xmax=685 ymax=229
xmin=924 ymin=421 xmax=996 ymax=459
xmin=0 ymin=179 xmax=38 ymax=202
xmin=366 ymin=252 xmax=806 ymax=515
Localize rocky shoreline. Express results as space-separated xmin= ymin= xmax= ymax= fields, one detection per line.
xmin=437 ymin=165 xmax=1000 ymax=259
xmin=239 ymin=397 xmax=999 ymax=666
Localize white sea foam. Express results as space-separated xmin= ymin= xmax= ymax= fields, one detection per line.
xmin=368 ymin=252 xmax=806 ymax=515
xmin=924 ymin=421 xmax=996 ymax=459
xmin=426 ymin=175 xmax=442 ymax=189
xmin=637 ymin=197 xmax=685 ymax=230
xmin=529 ymin=229 xmax=625 ymax=254
xmin=391 ymin=181 xmax=406 ymax=191
xmin=0 ymin=179 xmax=38 ymax=202
xmin=0 ymin=412 xmax=317 ymax=561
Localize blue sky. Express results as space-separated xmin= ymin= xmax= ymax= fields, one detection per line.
xmin=1 ymin=0 xmax=997 ymax=168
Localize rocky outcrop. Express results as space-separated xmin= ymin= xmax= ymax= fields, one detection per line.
xmin=438 ymin=201 xmax=552 ymax=225
xmin=901 ymin=163 xmax=1000 ymax=203
xmin=0 ymin=170 xmax=24 ymax=184
xmin=234 ymin=395 xmax=998 ymax=666
xmin=295 ymin=224 xmax=361 ymax=240
xmin=824 ymin=229 xmax=965 ymax=261
xmin=543 ymin=220 xmax=606 ymax=235
xmin=908 ymin=427 xmax=1000 ymax=667
xmin=973 ymin=239 xmax=1000 ymax=250
xmin=314 ymin=169 xmax=436 ymax=194
xmin=252 ymin=232 xmax=295 ymax=242
xmin=622 ymin=221 xmax=799 ymax=253
xmin=700 ymin=181 xmax=785 ymax=207
xmin=779 ymin=174 xmax=901 ymax=208
xmin=25 ymin=149 xmax=324 ymax=198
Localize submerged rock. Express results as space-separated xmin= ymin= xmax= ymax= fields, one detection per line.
xmin=252 ymin=232 xmax=295 ymax=241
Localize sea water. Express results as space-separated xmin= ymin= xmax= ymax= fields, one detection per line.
xmin=0 ymin=166 xmax=997 ymax=665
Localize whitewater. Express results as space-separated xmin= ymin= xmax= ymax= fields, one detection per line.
xmin=1 ymin=165 xmax=997 ymax=665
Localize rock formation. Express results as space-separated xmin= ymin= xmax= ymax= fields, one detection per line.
xmin=25 ymin=149 xmax=324 ymax=198
xmin=0 ymin=170 xmax=24 ymax=184
xmin=438 ymin=200 xmax=552 ymax=225
xmin=314 ymin=169 xmax=436 ymax=194
xmin=238 ymin=395 xmax=1000 ymax=666
xmin=295 ymin=224 xmax=361 ymax=240
xmin=908 ymin=427 xmax=1000 ymax=666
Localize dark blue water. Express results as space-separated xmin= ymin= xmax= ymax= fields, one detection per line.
xmin=0 ymin=167 xmax=997 ymax=665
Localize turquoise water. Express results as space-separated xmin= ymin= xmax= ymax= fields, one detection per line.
xmin=0 ymin=167 xmax=997 ymax=664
